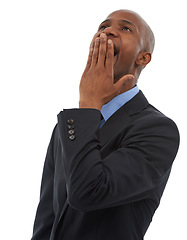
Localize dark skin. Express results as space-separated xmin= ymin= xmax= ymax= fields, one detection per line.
xmin=79 ymin=10 xmax=154 ymax=111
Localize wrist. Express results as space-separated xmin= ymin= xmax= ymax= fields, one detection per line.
xmin=79 ymin=100 xmax=102 ymax=111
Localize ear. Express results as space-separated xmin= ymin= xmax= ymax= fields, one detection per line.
xmin=136 ymin=52 xmax=152 ymax=67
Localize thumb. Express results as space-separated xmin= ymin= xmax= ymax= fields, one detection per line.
xmin=114 ymin=74 xmax=134 ymax=92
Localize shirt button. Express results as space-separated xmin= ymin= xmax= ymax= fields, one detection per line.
xmin=67 ymin=118 xmax=74 ymax=124
xmin=69 ymin=135 xmax=75 ymax=141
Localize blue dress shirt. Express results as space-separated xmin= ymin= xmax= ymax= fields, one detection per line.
xmin=100 ymin=86 xmax=139 ymax=127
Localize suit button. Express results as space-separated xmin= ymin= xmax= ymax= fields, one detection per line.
xmin=69 ymin=135 xmax=75 ymax=140
xmin=68 ymin=129 xmax=75 ymax=135
xmin=67 ymin=118 xmax=74 ymax=124
xmin=68 ymin=124 xmax=74 ymax=129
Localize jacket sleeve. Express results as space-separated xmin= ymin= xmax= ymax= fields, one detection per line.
xmin=57 ymin=108 xmax=179 ymax=212
xmin=31 ymin=126 xmax=56 ymax=240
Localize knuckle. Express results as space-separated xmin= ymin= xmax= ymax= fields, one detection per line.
xmin=99 ymin=49 xmax=106 ymax=56
xmin=95 ymin=65 xmax=101 ymax=70
xmin=107 ymin=52 xmax=112 ymax=58
xmin=92 ymin=52 xmax=98 ymax=58
xmin=95 ymin=66 xmax=102 ymax=73
xmin=100 ymin=38 xmax=105 ymax=44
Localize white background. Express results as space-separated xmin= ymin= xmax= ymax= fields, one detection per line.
xmin=0 ymin=0 xmax=186 ymax=239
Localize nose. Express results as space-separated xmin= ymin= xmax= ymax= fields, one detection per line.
xmin=102 ymin=27 xmax=118 ymax=38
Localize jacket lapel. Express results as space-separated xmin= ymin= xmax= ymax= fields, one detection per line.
xmin=100 ymin=91 xmax=149 ymax=147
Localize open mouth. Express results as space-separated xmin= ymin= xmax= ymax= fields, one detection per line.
xmin=113 ymin=44 xmax=119 ymax=63
xmin=114 ymin=47 xmax=118 ymax=56
xmin=113 ymin=43 xmax=119 ymax=57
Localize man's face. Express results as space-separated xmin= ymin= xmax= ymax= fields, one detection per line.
xmin=91 ymin=10 xmax=145 ymax=82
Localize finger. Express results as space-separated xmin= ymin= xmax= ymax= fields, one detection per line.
xmin=114 ymin=74 xmax=135 ymax=93
xmin=90 ymin=37 xmax=100 ymax=68
xmin=105 ymin=39 xmax=114 ymax=71
xmin=84 ymin=47 xmax=94 ymax=72
xmin=97 ymin=33 xmax=107 ymax=66
xmin=89 ymin=32 xmax=100 ymax=50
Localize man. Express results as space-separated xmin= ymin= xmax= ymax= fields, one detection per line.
xmin=31 ymin=9 xmax=179 ymax=240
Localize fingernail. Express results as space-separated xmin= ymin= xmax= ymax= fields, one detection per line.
xmin=100 ymin=33 xmax=106 ymax=39
xmin=95 ymin=38 xmax=100 ymax=46
xmin=108 ymin=39 xmax=112 ymax=45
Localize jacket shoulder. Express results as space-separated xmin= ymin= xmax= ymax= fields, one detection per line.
xmin=129 ymin=103 xmax=180 ymax=158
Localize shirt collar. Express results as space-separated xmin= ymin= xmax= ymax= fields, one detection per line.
xmin=101 ymin=86 xmax=139 ymax=122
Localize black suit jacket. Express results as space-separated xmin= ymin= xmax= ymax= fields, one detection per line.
xmin=31 ymin=91 xmax=179 ymax=240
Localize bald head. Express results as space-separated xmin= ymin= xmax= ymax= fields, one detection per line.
xmin=92 ymin=9 xmax=155 ymax=83
xmin=108 ymin=10 xmax=155 ymax=54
